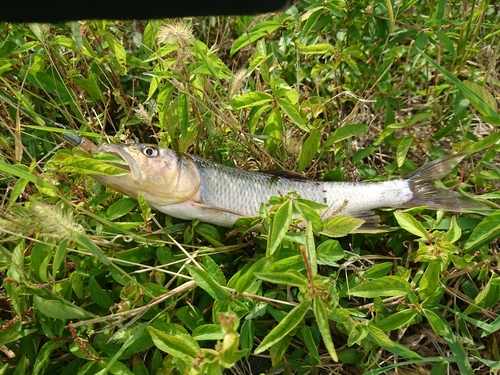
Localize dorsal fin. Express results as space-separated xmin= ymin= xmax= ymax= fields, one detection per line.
xmin=260 ymin=170 xmax=310 ymax=180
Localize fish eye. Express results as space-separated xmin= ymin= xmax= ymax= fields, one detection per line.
xmin=143 ymin=146 xmax=158 ymax=158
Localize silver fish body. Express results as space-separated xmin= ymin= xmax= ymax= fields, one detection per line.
xmin=93 ymin=143 xmax=484 ymax=229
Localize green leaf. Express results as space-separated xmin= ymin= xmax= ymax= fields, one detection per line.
xmin=464 ymin=211 xmax=500 ymax=251
xmin=297 ymin=129 xmax=321 ymax=172
xmin=277 ymin=98 xmax=308 ymax=132
xmin=418 ymin=261 xmax=440 ymax=300
xmin=295 ymin=200 xmax=324 ymax=232
xmin=463 ymin=80 xmax=498 ymax=115
xmin=301 ymin=326 xmax=320 ymax=364
xmin=375 ymin=309 xmax=419 ymax=332
xmin=75 ymin=234 xmax=111 ymax=265
xmin=89 ymin=277 xmax=114 ymax=309
xmin=347 ymin=323 xmax=368 ymax=346
xmin=436 ymin=314 xmax=474 ymax=375
xmin=60 ymin=156 xmax=128 ymax=176
xmin=464 ymin=131 xmax=500 ymax=154
xmin=186 ymin=264 xmax=230 ymax=301
xmin=417 ymin=48 xmax=500 ymax=120
xmin=320 ymin=216 xmax=365 ymax=237
xmin=325 ymin=124 xmax=368 ymax=146
xmin=443 ymin=216 xmax=462 ymax=243
xmin=349 ymin=276 xmax=411 ymax=298
xmin=254 ymin=299 xmax=312 ymax=354
xmin=0 ymin=160 xmax=56 ymax=190
xmin=316 ymin=240 xmax=345 ymax=266
xmin=33 ymin=341 xmax=65 ymax=375
xmin=104 ymin=34 xmax=127 ymax=75
xmin=394 ymin=212 xmax=430 ymax=239
xmin=192 ymin=324 xmax=223 ymax=341
xmin=304 ymin=223 xmax=317 ymax=277
xmin=34 ymin=296 xmax=94 ymax=320
xmin=396 ymin=134 xmax=414 ymax=167
xmin=254 ymin=270 xmax=309 ymax=287
xmin=298 ymin=43 xmax=336 ymax=55
xmin=313 ymin=297 xmax=338 ymax=362
xmin=267 ymin=199 xmax=293 ymax=256
xmin=230 ymin=21 xmax=281 ymax=55
xmin=146 ymin=326 xmax=201 ymax=359
xmin=106 ymin=198 xmax=137 ymax=220
xmin=422 ymin=308 xmax=447 ymax=336
xmin=232 ymin=92 xmax=274 ymax=109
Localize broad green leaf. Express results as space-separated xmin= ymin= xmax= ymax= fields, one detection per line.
xmin=422 ymin=308 xmax=447 ymax=336
xmin=234 ymin=257 xmax=268 ymax=294
xmin=277 ymin=98 xmax=308 ymax=132
xmin=232 ymin=92 xmax=273 ymax=109
xmin=366 ymin=325 xmax=394 ymax=348
xmin=313 ymin=297 xmax=338 ymax=362
xmin=106 ymin=198 xmax=137 ymax=220
xmin=186 ymin=264 xmax=230 ymax=301
xmin=267 ymin=199 xmax=293 ymax=256
xmin=192 ymin=324 xmax=223 ymax=341
xmin=60 ymin=156 xmax=128 ymax=176
xmin=0 ymin=160 xmax=56 ymax=190
xmin=375 ymin=309 xmax=419 ymax=332
xmin=297 ymin=129 xmax=321 ymax=172
xmin=394 ymin=212 xmax=430 ymax=239
xmin=396 ymin=134 xmax=414 ymax=167
xmin=464 ymin=131 xmax=500 ymax=154
xmin=255 ymin=299 xmax=312 ymax=354
xmin=230 ymin=21 xmax=281 ymax=55
xmin=363 ymin=262 xmax=393 ymax=279
xmin=464 ymin=211 xmax=500 ymax=251
xmin=316 ymin=240 xmax=345 ymax=266
xmin=321 ymin=216 xmax=365 ymax=237
xmin=418 ymin=261 xmax=440 ymax=300
xmin=89 ymin=277 xmax=114 ymax=309
xmin=435 ymin=31 xmax=457 ymax=58
xmin=104 ymin=35 xmax=127 ymax=74
xmin=443 ymin=216 xmax=462 ymax=243
xmin=325 ymin=124 xmax=368 ymax=146
xmin=146 ymin=326 xmax=201 ymax=359
xmin=254 ymin=270 xmax=309 ymax=287
xmin=347 ymin=323 xmax=368 ymax=346
xmin=349 ymin=276 xmax=411 ymax=298
xmin=34 ymin=296 xmax=94 ymax=320
xmin=301 ymin=326 xmax=320 ymax=364
xmin=295 ymin=200 xmax=324 ymax=232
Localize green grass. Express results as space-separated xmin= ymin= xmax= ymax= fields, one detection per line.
xmin=0 ymin=1 xmax=499 ymax=374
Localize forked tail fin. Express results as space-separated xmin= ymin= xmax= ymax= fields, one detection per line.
xmin=404 ymin=153 xmax=486 ymax=212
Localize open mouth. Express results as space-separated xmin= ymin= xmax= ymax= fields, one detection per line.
xmin=98 ymin=144 xmax=141 ymax=180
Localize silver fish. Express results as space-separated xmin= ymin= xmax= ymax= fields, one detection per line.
xmin=91 ymin=143 xmax=484 ymax=230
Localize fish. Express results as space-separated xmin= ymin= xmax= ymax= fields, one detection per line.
xmin=86 ymin=142 xmax=485 ymax=230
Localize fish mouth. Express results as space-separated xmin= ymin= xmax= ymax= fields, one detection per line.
xmin=97 ymin=143 xmax=141 ymax=180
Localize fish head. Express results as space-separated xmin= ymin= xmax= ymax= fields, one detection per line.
xmin=96 ymin=143 xmax=201 ymax=205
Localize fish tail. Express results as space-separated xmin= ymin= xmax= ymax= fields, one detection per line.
xmin=404 ymin=153 xmax=485 ymax=212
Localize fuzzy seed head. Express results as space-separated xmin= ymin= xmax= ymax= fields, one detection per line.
xmin=31 ymin=201 xmax=84 ymax=240
xmin=230 ymin=69 xmax=248 ymax=96
xmin=133 ymin=104 xmax=152 ymax=126
xmin=157 ymin=21 xmax=194 ymax=48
